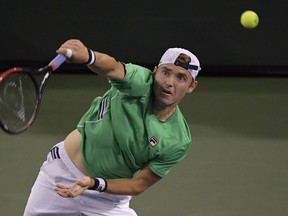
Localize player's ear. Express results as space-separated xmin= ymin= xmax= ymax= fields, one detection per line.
xmin=152 ymin=66 xmax=158 ymax=75
xmin=187 ymin=80 xmax=198 ymax=94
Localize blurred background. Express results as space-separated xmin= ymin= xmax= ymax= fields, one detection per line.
xmin=1 ymin=0 xmax=288 ymax=215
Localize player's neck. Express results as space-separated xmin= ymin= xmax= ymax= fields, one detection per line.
xmin=150 ymin=102 xmax=176 ymax=122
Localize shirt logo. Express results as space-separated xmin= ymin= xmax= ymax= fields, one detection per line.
xmin=149 ymin=136 xmax=159 ymax=147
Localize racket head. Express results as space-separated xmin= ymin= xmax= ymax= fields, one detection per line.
xmin=0 ymin=67 xmax=40 ymax=134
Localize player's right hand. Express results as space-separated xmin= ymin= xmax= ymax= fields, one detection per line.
xmin=56 ymin=39 xmax=90 ymax=64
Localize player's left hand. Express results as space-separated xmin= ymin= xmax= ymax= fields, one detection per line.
xmin=55 ymin=176 xmax=92 ymax=198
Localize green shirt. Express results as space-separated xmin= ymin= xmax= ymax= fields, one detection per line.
xmin=77 ymin=63 xmax=191 ymax=179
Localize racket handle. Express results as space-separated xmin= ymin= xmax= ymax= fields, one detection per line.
xmin=49 ymin=54 xmax=67 ymax=71
xmin=48 ymin=49 xmax=72 ymax=71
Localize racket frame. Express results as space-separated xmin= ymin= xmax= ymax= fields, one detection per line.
xmin=0 ymin=52 xmax=70 ymax=134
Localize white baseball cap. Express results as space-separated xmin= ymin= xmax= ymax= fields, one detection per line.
xmin=158 ymin=48 xmax=201 ymax=80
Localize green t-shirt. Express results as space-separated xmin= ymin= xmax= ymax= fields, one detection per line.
xmin=77 ymin=63 xmax=191 ymax=179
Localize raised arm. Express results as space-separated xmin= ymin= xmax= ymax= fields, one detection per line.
xmin=56 ymin=39 xmax=125 ymax=80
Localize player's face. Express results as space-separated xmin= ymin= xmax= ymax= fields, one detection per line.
xmin=152 ymin=64 xmax=197 ymax=108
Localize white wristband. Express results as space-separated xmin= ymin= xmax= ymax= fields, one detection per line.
xmin=97 ymin=178 xmax=107 ymax=192
xmin=88 ymin=177 xmax=107 ymax=192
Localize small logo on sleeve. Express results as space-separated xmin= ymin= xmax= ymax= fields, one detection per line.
xmin=149 ymin=136 xmax=159 ymax=147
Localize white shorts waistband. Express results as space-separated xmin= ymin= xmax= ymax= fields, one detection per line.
xmin=55 ymin=141 xmax=85 ymax=179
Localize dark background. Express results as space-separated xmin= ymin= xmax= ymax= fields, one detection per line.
xmin=1 ymin=0 xmax=288 ymax=75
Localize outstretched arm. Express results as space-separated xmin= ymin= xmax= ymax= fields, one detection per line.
xmin=55 ymin=166 xmax=161 ymax=198
xmin=56 ymin=39 xmax=125 ymax=80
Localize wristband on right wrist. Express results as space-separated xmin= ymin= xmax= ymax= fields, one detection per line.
xmin=88 ymin=177 xmax=107 ymax=192
xmin=86 ymin=48 xmax=96 ymax=66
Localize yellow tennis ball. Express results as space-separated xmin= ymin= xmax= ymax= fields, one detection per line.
xmin=240 ymin=10 xmax=259 ymax=29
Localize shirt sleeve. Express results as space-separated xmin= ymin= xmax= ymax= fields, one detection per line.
xmin=148 ymin=142 xmax=190 ymax=177
xmin=109 ymin=63 xmax=153 ymax=96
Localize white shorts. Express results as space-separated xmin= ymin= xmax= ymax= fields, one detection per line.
xmin=24 ymin=141 xmax=137 ymax=216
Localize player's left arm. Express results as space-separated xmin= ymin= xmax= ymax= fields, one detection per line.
xmin=105 ymin=166 xmax=161 ymax=196
xmin=55 ymin=166 xmax=161 ymax=197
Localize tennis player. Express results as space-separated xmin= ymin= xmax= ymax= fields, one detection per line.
xmin=24 ymin=39 xmax=201 ymax=216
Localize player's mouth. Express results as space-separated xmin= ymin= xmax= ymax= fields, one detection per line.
xmin=161 ymin=88 xmax=172 ymax=96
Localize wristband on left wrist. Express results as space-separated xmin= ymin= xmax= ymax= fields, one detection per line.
xmin=88 ymin=177 xmax=107 ymax=192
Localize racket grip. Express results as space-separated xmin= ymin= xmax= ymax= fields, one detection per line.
xmin=49 ymin=54 xmax=67 ymax=71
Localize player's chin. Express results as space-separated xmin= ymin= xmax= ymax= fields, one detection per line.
xmin=157 ymin=97 xmax=176 ymax=107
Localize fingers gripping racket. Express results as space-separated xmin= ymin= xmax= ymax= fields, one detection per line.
xmin=0 ymin=49 xmax=72 ymax=134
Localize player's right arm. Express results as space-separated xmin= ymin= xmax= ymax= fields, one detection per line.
xmin=56 ymin=39 xmax=125 ymax=80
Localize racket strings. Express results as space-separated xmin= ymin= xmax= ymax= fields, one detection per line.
xmin=0 ymin=72 xmax=38 ymax=132
xmin=3 ymin=77 xmax=26 ymax=121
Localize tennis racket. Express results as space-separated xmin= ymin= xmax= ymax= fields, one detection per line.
xmin=0 ymin=49 xmax=72 ymax=134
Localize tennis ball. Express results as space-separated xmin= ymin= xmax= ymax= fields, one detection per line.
xmin=240 ymin=10 xmax=259 ymax=29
